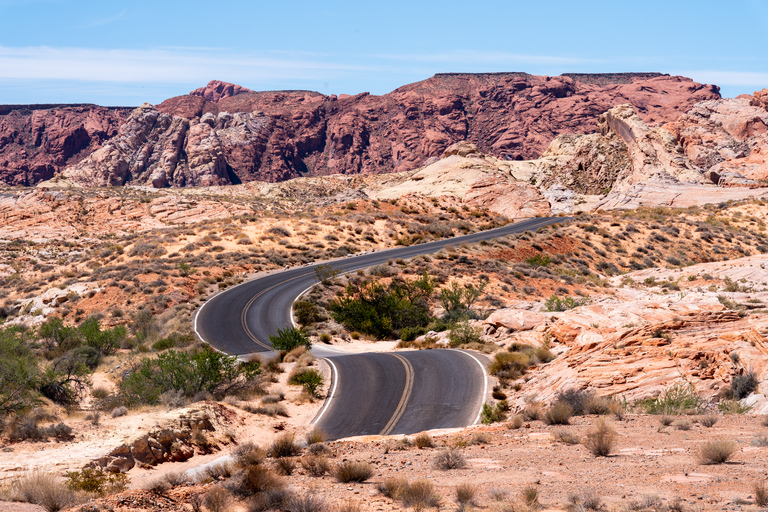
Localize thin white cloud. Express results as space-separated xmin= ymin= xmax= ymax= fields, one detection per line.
xmin=0 ymin=46 xmax=369 ymax=84
xmin=79 ymin=10 xmax=126 ymax=28
xmin=683 ymin=70 xmax=768 ymax=87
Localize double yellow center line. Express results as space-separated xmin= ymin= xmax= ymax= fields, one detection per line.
xmin=379 ymin=353 xmax=415 ymax=436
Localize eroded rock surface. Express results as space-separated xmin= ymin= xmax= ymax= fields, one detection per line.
xmin=2 ymin=73 xmax=719 ymax=186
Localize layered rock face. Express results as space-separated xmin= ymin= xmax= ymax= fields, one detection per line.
xmin=0 ymin=105 xmax=129 ymax=185
xmin=1 ymin=73 xmax=719 ymax=187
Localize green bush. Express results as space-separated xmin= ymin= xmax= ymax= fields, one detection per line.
xmin=489 ymin=352 xmax=530 ymax=380
xmin=448 ymin=320 xmax=482 ymax=347
xmin=269 ymin=327 xmax=312 ymax=352
xmin=481 ymin=402 xmax=508 ymax=424
xmin=636 ymin=382 xmax=702 ymax=415
xmin=151 ymin=338 xmax=176 ymax=351
xmin=66 ymin=467 xmax=129 ymax=496
xmin=526 ymin=254 xmax=551 ymax=267
xmin=288 ymin=368 xmax=324 ymax=397
xmin=293 ymin=301 xmax=322 ymax=325
xmin=731 ymin=371 xmax=759 ymax=399
xmin=329 ymin=273 xmax=435 ymax=339
xmin=439 ymin=280 xmax=487 ymax=321
xmin=120 ymin=346 xmax=260 ymax=405
xmin=0 ymin=327 xmax=42 ymax=414
xmin=544 ymin=295 xmax=588 ymax=312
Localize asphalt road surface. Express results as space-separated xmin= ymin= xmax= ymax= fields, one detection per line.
xmin=194 ymin=216 xmax=568 ymax=438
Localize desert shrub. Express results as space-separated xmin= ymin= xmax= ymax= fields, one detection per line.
xmin=469 ymin=432 xmax=490 ymax=445
xmin=301 ymin=455 xmax=330 ymax=477
xmin=314 ymin=263 xmax=341 ymax=284
xmin=232 ymin=464 xmax=284 ymax=496
xmin=276 ymin=457 xmax=296 ymax=476
xmin=489 ymin=352 xmax=530 ymax=380
xmin=523 ymin=402 xmax=544 ymax=421
xmin=698 ymin=439 xmax=738 ymax=464
xmin=456 ymin=483 xmax=476 ymax=508
xmin=555 ymin=389 xmax=594 ymax=415
xmin=328 ymin=273 xmax=435 ymax=339
xmin=554 ymin=428 xmax=580 ymax=445
xmin=439 ymin=280 xmax=487 ymax=321
xmin=674 ymin=419 xmax=692 ymax=431
xmin=398 ymin=480 xmax=439 ymax=509
xmin=268 ymin=225 xmax=291 ymax=237
xmin=508 ymin=414 xmax=524 ymax=429
xmin=288 ymin=368 xmax=324 ymax=397
xmin=433 ymin=447 xmax=467 ymax=470
xmin=269 ymin=433 xmax=301 ymax=458
xmin=234 ymin=442 xmax=266 ymax=468
xmin=700 ymin=414 xmax=718 ymax=428
xmin=120 ymin=346 xmax=260 ymax=405
xmin=305 ymin=428 xmax=326 ymax=445
xmin=286 ymin=493 xmax=327 ymax=512
xmin=151 ymin=338 xmax=176 ymax=351
xmin=448 ymin=320 xmax=482 ymax=347
xmin=269 ymin=327 xmax=312 ymax=352
xmin=568 ymin=489 xmax=603 ymax=511
xmin=293 ymin=301 xmax=323 ymax=325
xmin=10 ymin=471 xmax=77 ymax=512
xmin=730 ymin=371 xmax=759 ymax=399
xmin=755 ymin=480 xmax=768 ymax=507
xmin=659 ymin=415 xmax=674 ymax=427
xmin=544 ymin=295 xmax=588 ymax=312
xmin=544 ymin=402 xmax=574 ymax=425
xmin=204 ymin=486 xmax=230 ymax=512
xmin=637 ymin=382 xmax=702 ymax=415
xmin=522 ymin=486 xmax=540 ymax=508
xmin=65 ymin=467 xmax=129 ymax=496
xmin=0 ymin=326 xmax=42 ymax=414
xmin=334 ymin=461 xmax=373 ymax=483
xmin=413 ymin=432 xmax=434 ymax=448
xmin=584 ymin=394 xmax=612 ymax=415
xmin=718 ymin=398 xmax=752 ymax=414
xmin=481 ymin=402 xmax=508 ymax=424
xmin=582 ymin=419 xmax=616 ymax=457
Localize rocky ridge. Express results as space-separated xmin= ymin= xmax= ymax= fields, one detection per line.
xmin=1 ymin=73 xmax=719 ymax=187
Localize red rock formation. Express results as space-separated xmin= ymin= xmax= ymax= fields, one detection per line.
xmin=0 ymin=105 xmax=129 ymax=185
xmin=189 ymin=80 xmax=254 ymax=103
xmin=1 ymin=74 xmax=720 ymax=187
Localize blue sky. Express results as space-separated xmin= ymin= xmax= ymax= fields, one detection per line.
xmin=1 ymin=0 xmax=767 ymax=105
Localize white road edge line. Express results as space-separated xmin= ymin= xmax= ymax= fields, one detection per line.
xmin=313 ymin=357 xmax=339 ymax=425
xmin=451 ymin=349 xmax=489 ymax=425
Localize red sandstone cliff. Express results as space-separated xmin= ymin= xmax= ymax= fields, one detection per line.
xmin=1 ymin=73 xmax=720 ymax=187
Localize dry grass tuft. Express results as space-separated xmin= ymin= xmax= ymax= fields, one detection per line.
xmin=269 ymin=433 xmax=301 ymax=458
xmin=544 ymin=402 xmax=574 ymax=425
xmin=334 ymin=461 xmax=373 ymax=483
xmin=301 ymin=455 xmax=330 ymax=477
xmin=433 ymin=447 xmax=467 ymax=470
xmin=700 ymin=415 xmax=718 ymax=428
xmin=455 ymin=483 xmax=476 ymax=510
xmin=8 ymin=472 xmax=78 ymax=512
xmin=568 ymin=489 xmax=602 ymax=511
xmin=582 ymin=418 xmax=617 ymax=457
xmin=553 ymin=428 xmax=580 ymax=445
xmin=414 ymin=432 xmax=434 ymax=448
xmin=755 ymin=480 xmax=768 ymax=507
xmin=305 ymin=428 xmax=326 ymax=445
xmin=698 ymin=439 xmax=738 ymax=465
xmin=204 ymin=486 xmax=230 ymax=512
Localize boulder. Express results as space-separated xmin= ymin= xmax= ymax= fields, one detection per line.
xmin=484 ymin=308 xmax=545 ymax=331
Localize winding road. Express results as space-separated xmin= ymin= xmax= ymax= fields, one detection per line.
xmin=194 ymin=216 xmax=568 ymax=439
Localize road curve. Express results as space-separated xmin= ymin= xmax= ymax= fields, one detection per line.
xmin=194 ymin=216 xmax=568 ymax=439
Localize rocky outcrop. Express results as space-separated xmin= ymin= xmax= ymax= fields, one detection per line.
xmin=0 ymin=105 xmax=129 ymax=185
xmin=2 ymin=73 xmax=719 ymax=187
xmin=664 ymin=97 xmax=768 ymax=183
xmin=91 ymin=403 xmax=235 ymax=473
xmin=368 ymin=142 xmax=552 ymax=218
xmin=190 ymin=80 xmax=254 ymax=102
